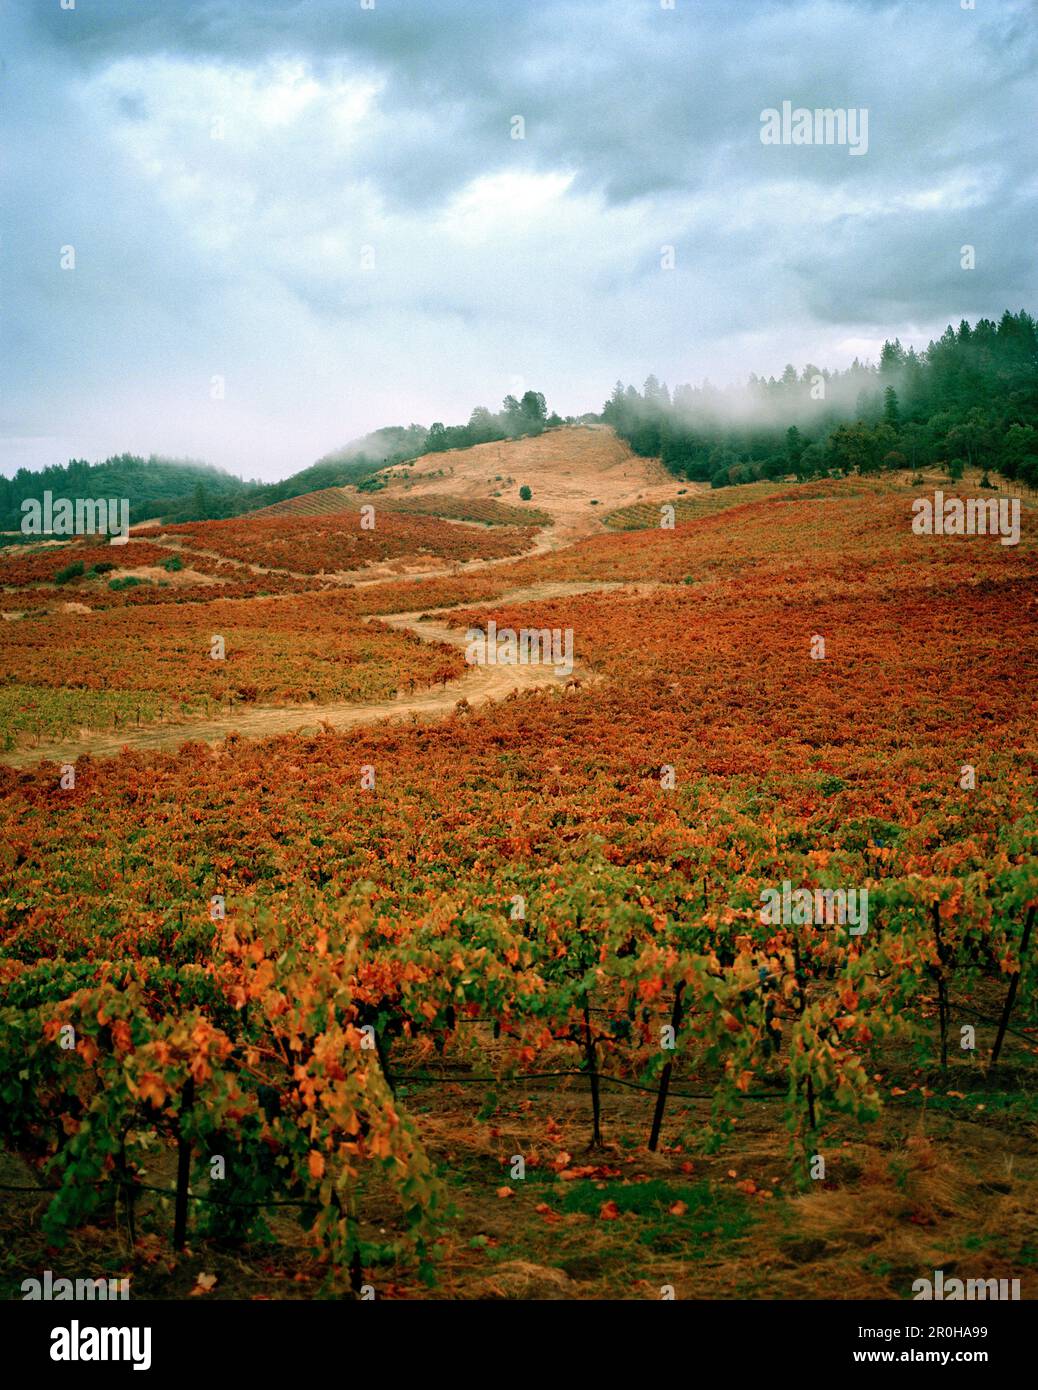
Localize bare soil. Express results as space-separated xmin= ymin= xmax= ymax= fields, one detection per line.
xmin=0 ymin=580 xmax=642 ymax=769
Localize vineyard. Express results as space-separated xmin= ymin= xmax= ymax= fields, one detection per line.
xmin=5 ymin=0 xmax=1036 ymax=1346
xmin=0 ymin=592 xmax=466 ymax=745
xmin=0 ymin=453 xmax=1036 ymax=1301
xmin=258 ymin=487 xmax=554 ymax=529
xmin=155 ymin=508 xmax=539 ymax=575
xmin=0 ymin=535 xmax=314 ymax=609
xmin=0 ymin=541 xmax=175 ymax=588
xmin=252 ymin=488 xmax=371 ymax=519
xmin=603 ymin=481 xmax=788 ymax=531
xmin=379 ymin=493 xmax=554 ymax=528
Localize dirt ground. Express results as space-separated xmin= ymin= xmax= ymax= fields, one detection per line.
xmin=0 ymin=580 xmax=655 ymax=769
xmin=3 ymin=1002 xmax=1034 ymax=1302
xmin=363 ymin=424 xmax=694 ymax=550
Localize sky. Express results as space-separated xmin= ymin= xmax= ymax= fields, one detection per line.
xmin=2 ymin=0 xmax=1035 ymax=482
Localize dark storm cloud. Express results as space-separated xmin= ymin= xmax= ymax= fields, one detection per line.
xmin=2 ymin=0 xmax=1035 ymax=477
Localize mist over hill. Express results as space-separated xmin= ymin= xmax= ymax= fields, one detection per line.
xmin=606 ymin=310 xmax=1038 ymax=489
xmin=0 ymin=455 xmax=259 ymax=534
xmin=0 ymin=393 xmax=566 ymax=530
xmin=0 ymin=441 xmax=402 ymax=533
xmin=5 ymin=310 xmax=1036 ymax=535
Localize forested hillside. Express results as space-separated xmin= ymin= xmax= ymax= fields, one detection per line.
xmin=6 ymin=313 xmax=1037 ymax=538
xmin=0 ymin=456 xmax=260 ymax=533
xmin=604 ymin=310 xmax=1038 ymax=489
xmin=0 ymin=395 xmax=565 ymax=530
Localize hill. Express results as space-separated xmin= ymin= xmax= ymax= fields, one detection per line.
xmin=0 ymin=432 xmax=425 ymax=535
xmin=0 ymin=455 xmax=263 ymax=534
xmin=361 ymin=424 xmax=682 ymax=548
xmin=606 ymin=309 xmax=1038 ymax=490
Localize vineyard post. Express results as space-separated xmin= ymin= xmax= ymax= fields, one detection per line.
xmin=374 ymin=1026 xmax=394 ymax=1096
xmin=648 ymin=981 xmax=685 ymax=1152
xmin=581 ymin=994 xmax=603 ymax=1148
xmin=117 ymin=1132 xmax=137 ymax=1248
xmin=173 ymin=1076 xmax=195 ymax=1251
xmin=347 ymin=1187 xmax=363 ymax=1295
xmin=792 ymin=936 xmax=816 ymax=1133
xmin=332 ymin=1189 xmax=364 ymax=1296
xmin=930 ymin=901 xmax=949 ymax=1069
xmin=991 ymin=906 xmax=1036 ymax=1068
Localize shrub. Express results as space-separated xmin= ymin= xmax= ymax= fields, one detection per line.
xmin=54 ymin=561 xmax=85 ymax=585
xmin=108 ymin=576 xmax=144 ymax=591
xmin=519 ymin=485 xmax=533 ymax=501
xmin=88 ymin=561 xmax=116 ymax=576
xmin=163 ymin=555 xmax=184 ymax=572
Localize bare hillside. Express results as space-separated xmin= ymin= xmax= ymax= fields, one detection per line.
xmin=363 ymin=425 xmax=683 ymax=548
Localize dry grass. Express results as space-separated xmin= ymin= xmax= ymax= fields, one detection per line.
xmin=7 ymin=1007 xmax=1033 ymax=1301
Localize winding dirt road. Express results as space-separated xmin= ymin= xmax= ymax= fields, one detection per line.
xmin=2 ymin=580 xmax=638 ymax=770
xmin=2 ymin=426 xmax=684 ymax=770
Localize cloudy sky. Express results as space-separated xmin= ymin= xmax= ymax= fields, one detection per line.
xmin=2 ymin=0 xmax=1035 ymax=481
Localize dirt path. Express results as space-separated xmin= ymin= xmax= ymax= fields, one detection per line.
xmin=144 ymin=522 xmax=560 ymax=587
xmin=2 ymin=581 xmax=644 ymax=770
xmin=2 ymin=425 xmax=686 ymax=767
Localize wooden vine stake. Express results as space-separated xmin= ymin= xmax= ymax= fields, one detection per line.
xmin=991 ymin=906 xmax=1036 ymax=1068
xmin=792 ymin=935 xmax=816 ymax=1133
xmin=116 ymin=1134 xmax=137 ymax=1249
xmin=173 ymin=1077 xmax=195 ymax=1251
xmin=648 ymin=981 xmax=685 ymax=1152
xmin=374 ymin=1028 xmax=394 ymax=1097
xmin=330 ymin=1188 xmax=365 ymax=1297
xmin=582 ymin=994 xmax=602 ymax=1149
xmin=930 ymin=901 xmax=950 ymax=1069
xmin=347 ymin=1188 xmax=363 ymax=1296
